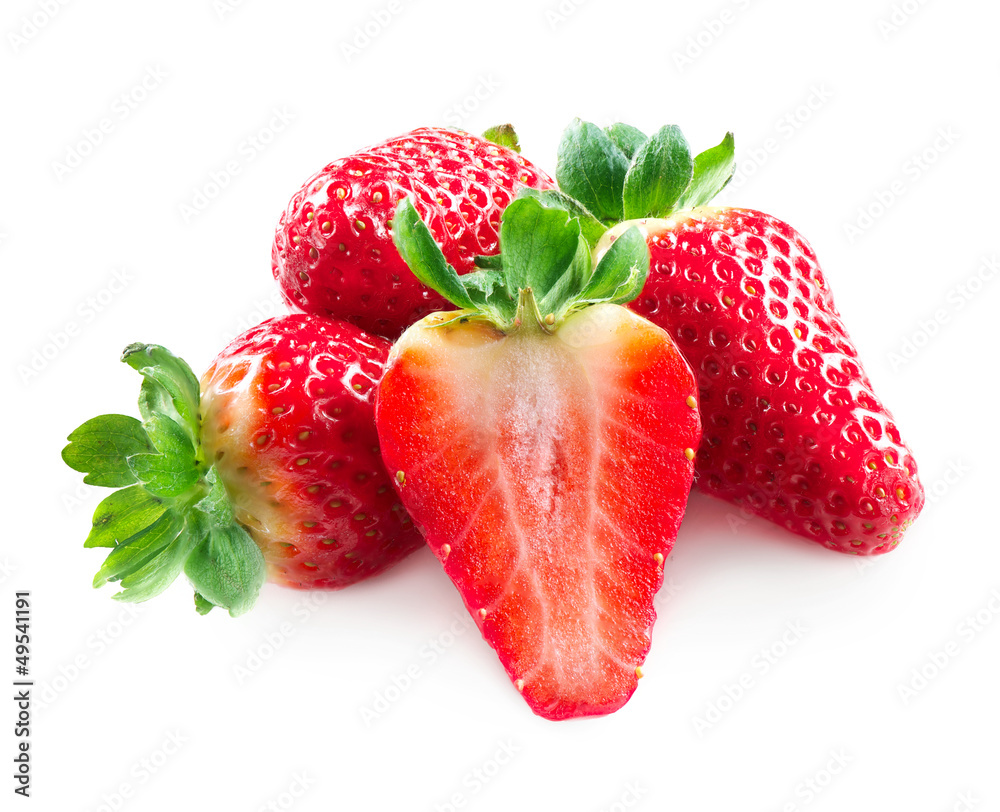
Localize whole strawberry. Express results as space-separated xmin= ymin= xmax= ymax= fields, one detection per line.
xmin=272 ymin=126 xmax=554 ymax=338
xmin=63 ymin=314 xmax=422 ymax=615
xmin=200 ymin=314 xmax=423 ymax=588
xmin=556 ymin=120 xmax=923 ymax=554
xmin=376 ymin=196 xmax=701 ymax=719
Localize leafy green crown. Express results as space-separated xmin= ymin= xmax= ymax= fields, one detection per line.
xmin=62 ymin=344 xmax=265 ymax=616
xmin=393 ymin=190 xmax=651 ymax=332
xmin=555 ymin=119 xmax=736 ymax=225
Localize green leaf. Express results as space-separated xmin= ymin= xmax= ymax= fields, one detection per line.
xmin=197 ymin=468 xmax=237 ymax=525
xmin=605 ymin=123 xmax=648 ymax=160
xmin=63 ymin=415 xmax=153 ymax=487
xmin=461 ymin=268 xmax=515 ymax=320
xmin=482 ymin=123 xmax=520 ymax=153
xmin=461 ymin=268 xmax=504 ymax=300
xmin=676 ymin=132 xmax=736 ymax=209
xmin=499 ymin=197 xmax=582 ymax=300
xmin=86 ymin=472 xmax=263 ymax=614
xmin=538 ymin=237 xmax=592 ymax=322
xmin=85 ymin=485 xmax=167 ymax=549
xmin=514 ymin=188 xmax=608 ymax=250
xmin=183 ymin=519 xmax=265 ymax=618
xmin=473 ymin=254 xmax=503 ymax=270
xmin=556 ymin=119 xmax=630 ymax=223
xmin=94 ymin=510 xmax=184 ymax=588
xmin=126 ymin=412 xmax=200 ymax=497
xmin=122 ymin=344 xmax=201 ymax=442
xmin=392 ymin=198 xmax=476 ymax=310
xmin=579 ymin=226 xmax=650 ymax=306
xmin=193 ymin=593 xmax=215 ymax=615
xmin=127 ymin=451 xmax=201 ymax=498
xmin=183 ymin=471 xmax=265 ymax=616
xmin=622 ymin=125 xmax=694 ymax=219
xmin=143 ymin=411 xmax=197 ymax=460
xmin=113 ymin=518 xmax=201 ymax=603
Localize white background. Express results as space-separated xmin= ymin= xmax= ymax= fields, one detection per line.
xmin=2 ymin=0 xmax=998 ymax=809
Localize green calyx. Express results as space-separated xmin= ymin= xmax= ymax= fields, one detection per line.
xmin=62 ymin=344 xmax=265 ymax=616
xmin=392 ymin=192 xmax=649 ymax=333
xmin=482 ymin=123 xmax=521 ymax=154
xmin=555 ymin=118 xmax=736 ymax=225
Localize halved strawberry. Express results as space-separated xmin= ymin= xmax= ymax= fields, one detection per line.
xmin=272 ymin=126 xmax=554 ymax=338
xmin=375 ymin=194 xmax=700 ymax=719
xmin=555 ymin=119 xmax=924 ymax=553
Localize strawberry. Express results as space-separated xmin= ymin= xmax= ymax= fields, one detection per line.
xmin=63 ymin=314 xmax=422 ymax=615
xmin=199 ymin=314 xmax=423 ymax=588
xmin=375 ymin=194 xmax=701 ymax=719
xmin=555 ymin=120 xmax=924 ymax=554
xmin=272 ymin=125 xmax=554 ymax=339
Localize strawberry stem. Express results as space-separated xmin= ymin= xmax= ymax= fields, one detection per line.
xmin=513 ymin=287 xmax=552 ymax=335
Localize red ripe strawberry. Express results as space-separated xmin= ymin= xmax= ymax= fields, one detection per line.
xmin=375 ymin=195 xmax=701 ymax=719
xmin=619 ymin=209 xmax=922 ymax=553
xmin=557 ymin=120 xmax=924 ymax=554
xmin=199 ymin=314 xmax=423 ymax=588
xmin=63 ymin=314 xmax=422 ymax=616
xmin=272 ymin=126 xmax=554 ymax=339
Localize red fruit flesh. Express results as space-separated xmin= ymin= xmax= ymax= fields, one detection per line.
xmin=376 ymin=305 xmax=701 ymax=719
xmin=272 ymin=127 xmax=554 ymax=338
xmin=618 ymin=207 xmax=923 ymax=554
xmin=200 ymin=314 xmax=423 ymax=588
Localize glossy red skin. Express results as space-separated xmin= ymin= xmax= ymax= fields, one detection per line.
xmin=627 ymin=208 xmax=923 ymax=554
xmin=272 ymin=127 xmax=554 ymax=339
xmin=376 ymin=308 xmax=701 ymax=719
xmin=200 ymin=314 xmax=423 ymax=588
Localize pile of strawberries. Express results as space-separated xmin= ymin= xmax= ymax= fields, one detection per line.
xmin=64 ymin=121 xmax=923 ymax=721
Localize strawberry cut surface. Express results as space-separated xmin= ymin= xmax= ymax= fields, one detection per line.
xmin=376 ymin=305 xmax=701 ymax=719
